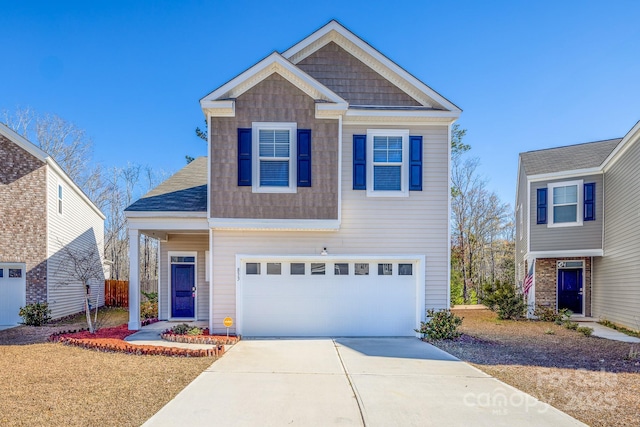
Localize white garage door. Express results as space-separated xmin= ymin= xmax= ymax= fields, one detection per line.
xmin=239 ymin=257 xmax=423 ymax=337
xmin=0 ymin=264 xmax=27 ymax=326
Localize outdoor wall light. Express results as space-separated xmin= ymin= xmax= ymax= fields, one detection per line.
xmin=321 ymin=247 xmax=328 ymax=256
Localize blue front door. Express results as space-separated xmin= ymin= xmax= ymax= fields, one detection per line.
xmin=557 ymin=268 xmax=583 ymax=314
xmin=171 ymin=264 xmax=195 ymax=318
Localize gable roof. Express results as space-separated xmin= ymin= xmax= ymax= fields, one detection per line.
xmin=200 ymin=20 xmax=460 ymax=118
xmin=283 ymin=20 xmax=461 ymax=113
xmin=0 ymin=123 xmax=105 ymax=219
xmin=125 ymin=156 xmax=208 ymax=212
xmin=520 ymin=138 xmax=621 ymax=176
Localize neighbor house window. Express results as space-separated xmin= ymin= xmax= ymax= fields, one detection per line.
xmin=367 ymin=129 xmax=409 ymax=197
xmin=58 ymin=184 xmax=63 ymax=215
xmin=252 ymin=122 xmax=297 ymax=193
xmin=548 ymin=180 xmax=583 ymax=227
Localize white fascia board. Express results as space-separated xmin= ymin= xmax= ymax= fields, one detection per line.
xmin=527 ymin=167 xmax=603 ymax=182
xmin=126 ymin=216 xmax=209 ymax=231
xmin=0 ymin=124 xmax=105 ymax=220
xmin=209 ymin=218 xmax=340 ymax=231
xmin=125 ymin=211 xmax=207 ymax=218
xmin=282 ymin=21 xmax=461 ymax=113
xmin=201 ymin=100 xmax=235 ymax=118
xmin=200 ymin=52 xmax=346 ymax=106
xmin=528 ymin=249 xmax=603 ymax=259
xmin=315 ymin=102 xmax=349 ymax=119
xmin=345 ymin=108 xmax=460 ymax=119
xmin=602 ymin=120 xmax=640 ymax=172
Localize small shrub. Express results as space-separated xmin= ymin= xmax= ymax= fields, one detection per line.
xmin=140 ymin=300 xmax=158 ymax=319
xmin=415 ymin=309 xmax=463 ymax=340
xmin=565 ymin=321 xmax=579 ymax=330
xmin=482 ymin=280 xmax=526 ymax=320
xmin=187 ymin=326 xmax=204 ymax=336
xmin=577 ymin=326 xmax=593 ymax=337
xmin=19 ymin=302 xmax=52 ymax=326
xmin=167 ymin=323 xmax=204 ymax=336
xmin=141 ymin=291 xmax=158 ymax=303
xmin=544 ymin=328 xmax=555 ymax=335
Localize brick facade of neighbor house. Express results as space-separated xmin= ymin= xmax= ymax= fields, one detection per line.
xmin=0 ymin=134 xmax=49 ymax=304
xmin=534 ymin=257 xmax=592 ymax=316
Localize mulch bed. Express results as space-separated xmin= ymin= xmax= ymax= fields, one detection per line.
xmin=49 ymin=324 xmax=224 ymax=357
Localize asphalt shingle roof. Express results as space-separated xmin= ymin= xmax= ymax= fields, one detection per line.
xmin=520 ymin=138 xmax=621 ymax=176
xmin=125 ymin=156 xmax=207 ymax=212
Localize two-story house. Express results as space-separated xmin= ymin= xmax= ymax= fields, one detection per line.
xmin=516 ymin=120 xmax=640 ymax=331
xmin=125 ymin=21 xmax=461 ymax=336
xmin=0 ymin=123 xmax=105 ymax=327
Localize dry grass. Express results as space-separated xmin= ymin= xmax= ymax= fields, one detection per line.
xmin=0 ymin=308 xmax=213 ymax=426
xmin=433 ymin=308 xmax=640 ymax=427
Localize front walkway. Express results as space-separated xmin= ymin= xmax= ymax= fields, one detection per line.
xmin=142 ymin=338 xmax=585 ymax=427
xmin=125 ymin=320 xmax=214 ymax=350
xmin=573 ymin=318 xmax=640 ymax=343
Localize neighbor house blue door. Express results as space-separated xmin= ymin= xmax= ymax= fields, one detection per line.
xmin=171 ymin=264 xmax=195 ymax=318
xmin=557 ymin=269 xmax=583 ymax=314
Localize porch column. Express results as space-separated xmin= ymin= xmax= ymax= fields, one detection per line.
xmin=208 ymin=228 xmax=214 ymax=333
xmin=128 ymin=228 xmax=141 ymax=330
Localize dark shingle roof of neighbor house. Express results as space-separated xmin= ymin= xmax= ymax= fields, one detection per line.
xmin=125 ymin=156 xmax=207 ymax=212
xmin=520 ymin=138 xmax=621 ymax=176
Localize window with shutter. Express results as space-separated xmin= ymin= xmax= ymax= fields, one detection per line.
xmin=251 ymin=122 xmax=297 ymax=193
xmin=365 ymin=129 xmax=409 ymax=197
xmin=547 ymin=179 xmax=584 ymax=227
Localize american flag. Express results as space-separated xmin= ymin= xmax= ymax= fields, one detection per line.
xmin=523 ymin=260 xmax=535 ymax=296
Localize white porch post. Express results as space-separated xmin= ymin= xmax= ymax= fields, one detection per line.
xmin=208 ymin=228 xmax=214 ymax=333
xmin=128 ymin=228 xmax=141 ymax=330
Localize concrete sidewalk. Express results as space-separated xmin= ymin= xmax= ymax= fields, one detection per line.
xmin=573 ymin=318 xmax=640 ymax=343
xmin=142 ymin=338 xmax=585 ymax=427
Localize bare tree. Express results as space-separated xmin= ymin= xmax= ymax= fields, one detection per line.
xmin=56 ymin=242 xmax=105 ymax=333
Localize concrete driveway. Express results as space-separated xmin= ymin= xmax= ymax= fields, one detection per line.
xmin=143 ymin=338 xmax=585 ymax=427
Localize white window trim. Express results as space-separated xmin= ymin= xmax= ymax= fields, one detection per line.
xmin=366 ymin=129 xmax=409 ymax=197
xmin=548 ymin=179 xmax=583 ymax=228
xmin=57 ymin=181 xmax=63 ymax=216
xmin=252 ymin=122 xmax=297 ymax=193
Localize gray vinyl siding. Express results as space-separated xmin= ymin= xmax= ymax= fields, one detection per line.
xmin=592 ymin=138 xmax=640 ymax=330
xmin=209 ymin=124 xmax=450 ymax=334
xmin=159 ymin=234 xmax=209 ymax=321
xmin=529 ymin=174 xmax=603 ymax=252
xmin=46 ymin=166 xmax=105 ymax=319
xmin=515 ymin=163 xmax=528 ymax=284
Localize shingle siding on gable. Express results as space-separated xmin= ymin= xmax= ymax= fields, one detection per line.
xmin=529 ymin=174 xmax=603 ymax=252
xmin=296 ymin=41 xmax=421 ymax=106
xmin=593 ymin=135 xmax=640 ymax=330
xmin=209 ymin=73 xmax=339 ymax=220
xmin=0 ymin=134 xmax=48 ymax=304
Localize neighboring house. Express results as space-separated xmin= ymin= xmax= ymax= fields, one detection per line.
xmin=125 ymin=20 xmax=461 ymax=336
xmin=0 ymin=124 xmax=105 ymax=326
xmin=516 ymin=120 xmax=640 ymax=331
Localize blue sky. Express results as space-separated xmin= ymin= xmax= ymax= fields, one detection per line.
xmin=2 ymin=0 xmax=639 ymax=206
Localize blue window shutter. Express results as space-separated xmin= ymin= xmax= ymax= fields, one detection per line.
xmin=297 ymin=129 xmax=312 ymax=187
xmin=353 ymin=135 xmax=366 ymax=190
xmin=409 ymin=135 xmax=423 ymax=191
xmin=537 ymin=188 xmax=547 ymax=224
xmin=237 ymin=128 xmax=252 ymax=186
xmin=584 ymin=182 xmax=595 ymax=221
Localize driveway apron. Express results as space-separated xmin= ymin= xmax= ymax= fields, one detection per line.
xmin=143 ymin=338 xmax=585 ymax=427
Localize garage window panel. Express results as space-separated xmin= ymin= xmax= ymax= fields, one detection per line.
xmin=267 ymin=263 xmax=281 ymax=275
xmin=378 ymin=264 xmax=393 ymax=275
xmin=0 ymin=269 xmax=3 ymax=278
xmin=354 ymin=263 xmax=369 ymax=275
xmin=9 ymin=269 xmax=22 ymax=278
xmin=246 ymin=263 xmax=261 ymax=275
xmin=311 ymin=263 xmax=325 ymax=275
xmin=290 ymin=263 xmax=305 ymax=275
xmin=334 ymin=263 xmax=349 ymax=275
xmin=399 ymin=264 xmax=413 ymax=275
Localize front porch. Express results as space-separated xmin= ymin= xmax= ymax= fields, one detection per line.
xmin=530 ymin=257 xmax=593 ymax=316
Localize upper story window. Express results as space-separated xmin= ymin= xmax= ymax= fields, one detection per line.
xmin=548 ymin=180 xmax=583 ymax=227
xmin=57 ymin=184 xmax=63 ymax=215
xmin=252 ymin=122 xmax=297 ymax=193
xmin=367 ymin=129 xmax=409 ymax=197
